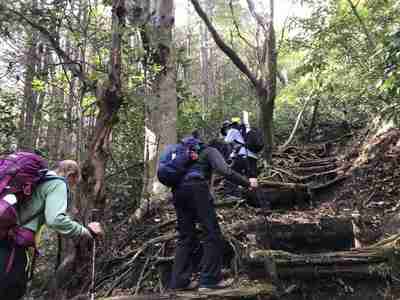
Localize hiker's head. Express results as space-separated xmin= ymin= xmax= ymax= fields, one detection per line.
xmin=54 ymin=160 xmax=81 ymax=187
xmin=181 ymin=136 xmax=203 ymax=152
xmin=230 ymin=117 xmax=241 ymax=129
xmin=220 ymin=120 xmax=231 ymax=136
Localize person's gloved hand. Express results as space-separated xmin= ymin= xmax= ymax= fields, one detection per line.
xmin=87 ymin=222 xmax=104 ymax=239
xmin=249 ymin=178 xmax=258 ymax=190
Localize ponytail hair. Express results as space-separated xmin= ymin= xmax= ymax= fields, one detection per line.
xmin=54 ymin=160 xmax=81 ymax=181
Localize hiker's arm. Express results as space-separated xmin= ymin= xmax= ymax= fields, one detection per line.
xmin=43 ymin=180 xmax=91 ymax=238
xmin=207 ymin=147 xmax=250 ymax=187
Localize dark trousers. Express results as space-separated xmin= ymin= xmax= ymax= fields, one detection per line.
xmin=224 ymin=156 xmax=257 ymax=196
xmin=170 ymin=180 xmax=223 ymax=288
xmin=232 ymin=155 xmax=257 ymax=178
xmin=0 ymin=240 xmax=28 ymax=300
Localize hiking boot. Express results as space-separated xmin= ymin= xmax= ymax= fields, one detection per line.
xmin=198 ymin=278 xmax=234 ymax=292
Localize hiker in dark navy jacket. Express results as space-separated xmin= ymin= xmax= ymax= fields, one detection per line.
xmin=169 ymin=139 xmax=258 ymax=291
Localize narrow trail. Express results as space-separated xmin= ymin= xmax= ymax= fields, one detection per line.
xmin=90 ymin=128 xmax=400 ymax=300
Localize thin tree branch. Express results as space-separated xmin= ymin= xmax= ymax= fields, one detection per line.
xmin=190 ymin=0 xmax=259 ymax=88
xmin=277 ymin=70 xmax=287 ymax=86
xmin=246 ymin=0 xmax=267 ymax=33
xmin=277 ymin=15 xmax=290 ymax=54
xmin=345 ymin=0 xmax=375 ymax=49
xmin=245 ymin=0 xmax=270 ymax=67
xmin=280 ymin=93 xmax=312 ymax=151
xmin=5 ymin=7 xmax=94 ymax=90
xmin=228 ymin=0 xmax=256 ymax=50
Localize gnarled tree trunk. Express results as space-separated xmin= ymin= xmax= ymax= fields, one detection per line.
xmin=81 ymin=0 xmax=125 ymax=212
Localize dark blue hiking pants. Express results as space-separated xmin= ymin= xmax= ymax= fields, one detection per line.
xmin=170 ymin=180 xmax=223 ymax=288
xmin=0 ymin=240 xmax=28 ymax=300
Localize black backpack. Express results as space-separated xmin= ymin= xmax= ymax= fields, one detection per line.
xmin=244 ymin=128 xmax=264 ymax=153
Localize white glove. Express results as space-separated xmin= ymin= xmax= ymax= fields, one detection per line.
xmin=249 ymin=178 xmax=258 ymax=190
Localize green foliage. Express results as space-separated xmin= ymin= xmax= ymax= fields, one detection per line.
xmin=376 ymin=28 xmax=400 ymax=124
xmin=380 ymin=29 xmax=400 ymax=99
xmin=0 ymin=90 xmax=18 ymax=152
xmin=108 ymin=92 xmax=144 ymax=203
xmin=275 ymin=0 xmax=400 ymax=142
xmin=32 ymin=77 xmax=46 ymax=93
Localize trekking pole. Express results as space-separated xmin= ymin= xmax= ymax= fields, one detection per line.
xmin=90 ymin=209 xmax=100 ymax=300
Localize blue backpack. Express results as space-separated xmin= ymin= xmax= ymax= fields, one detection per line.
xmin=157 ymin=137 xmax=203 ymax=188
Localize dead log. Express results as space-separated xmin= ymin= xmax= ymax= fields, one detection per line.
xmin=293 ymin=157 xmax=338 ymax=168
xmin=97 ymin=283 xmax=277 ymax=299
xmin=245 ymin=187 xmax=310 ymax=209
xmin=256 ymin=217 xmax=355 ymax=253
xmin=244 ymin=248 xmax=394 ymax=280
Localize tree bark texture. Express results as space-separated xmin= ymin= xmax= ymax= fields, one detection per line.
xmin=258 ymin=0 xmax=276 ymax=164
xmin=81 ymin=0 xmax=125 ymax=212
xmin=199 ymin=0 xmax=215 ymax=120
xmin=136 ymin=0 xmax=177 ymax=222
xmin=47 ymin=82 xmax=64 ymax=161
xmin=31 ymin=44 xmax=50 ymax=149
xmin=307 ymin=97 xmax=320 ymax=142
xmin=19 ymin=21 xmax=38 ymax=149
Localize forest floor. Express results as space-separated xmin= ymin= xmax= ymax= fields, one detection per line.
xmin=98 ymin=125 xmax=400 ymax=300
xmin=27 ymin=125 xmax=400 ymax=300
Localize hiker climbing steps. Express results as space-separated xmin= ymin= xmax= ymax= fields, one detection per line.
xmin=2 ymin=0 xmax=400 ymax=298
xmin=91 ymin=130 xmax=400 ymax=300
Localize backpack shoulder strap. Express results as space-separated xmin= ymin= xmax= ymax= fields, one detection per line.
xmin=20 ymin=175 xmax=69 ymax=227
xmin=40 ymin=175 xmax=66 ymax=183
xmin=20 ymin=205 xmax=45 ymax=227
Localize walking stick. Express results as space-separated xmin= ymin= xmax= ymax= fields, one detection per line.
xmin=90 ymin=209 xmax=100 ymax=300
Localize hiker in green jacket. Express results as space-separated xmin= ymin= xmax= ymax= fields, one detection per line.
xmin=0 ymin=160 xmax=104 ymax=300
